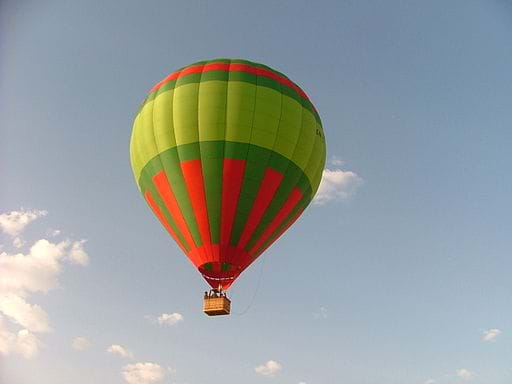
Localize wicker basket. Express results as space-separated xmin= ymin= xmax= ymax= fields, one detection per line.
xmin=203 ymin=296 xmax=231 ymax=316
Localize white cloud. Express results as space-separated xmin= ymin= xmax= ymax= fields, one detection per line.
xmin=0 ymin=316 xmax=42 ymax=358
xmin=156 ymin=313 xmax=184 ymax=326
xmin=107 ymin=344 xmax=134 ymax=359
xmin=13 ymin=237 xmax=25 ymax=248
xmin=67 ymin=240 xmax=89 ymax=266
xmin=122 ymin=362 xmax=166 ymax=384
xmin=313 ymin=168 xmax=363 ymax=205
xmin=425 ymin=379 xmax=435 ymax=384
xmin=456 ymin=369 xmax=475 ymax=381
xmin=0 ymin=209 xmax=47 ymax=236
xmin=0 ymin=209 xmax=89 ymax=359
xmin=482 ymin=328 xmax=501 ymax=342
xmin=72 ymin=336 xmax=92 ymax=351
xmin=0 ymin=295 xmax=50 ymax=332
xmin=0 ymin=316 xmax=15 ymax=355
xmin=0 ymin=239 xmax=67 ymax=297
xmin=255 ymin=360 xmax=282 ymax=378
xmin=313 ymin=306 xmax=328 ymax=320
xmin=0 ymin=238 xmax=89 ymax=299
xmin=15 ymin=329 xmax=43 ymax=358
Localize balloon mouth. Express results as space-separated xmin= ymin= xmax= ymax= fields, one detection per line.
xmin=198 ymin=262 xmax=241 ymax=290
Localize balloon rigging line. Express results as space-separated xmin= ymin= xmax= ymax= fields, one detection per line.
xmin=233 ymin=256 xmax=267 ymax=316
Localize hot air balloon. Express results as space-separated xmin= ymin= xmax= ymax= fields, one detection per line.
xmin=130 ymin=58 xmax=326 ymax=315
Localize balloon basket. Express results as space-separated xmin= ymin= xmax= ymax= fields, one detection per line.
xmin=203 ymin=291 xmax=231 ymax=316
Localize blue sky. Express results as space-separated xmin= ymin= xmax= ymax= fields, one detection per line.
xmin=1 ymin=1 xmax=511 ymax=383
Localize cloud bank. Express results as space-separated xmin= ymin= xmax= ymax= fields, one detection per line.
xmin=0 ymin=209 xmax=89 ymax=358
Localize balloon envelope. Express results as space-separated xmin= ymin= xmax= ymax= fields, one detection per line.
xmin=130 ymin=58 xmax=326 ymax=289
